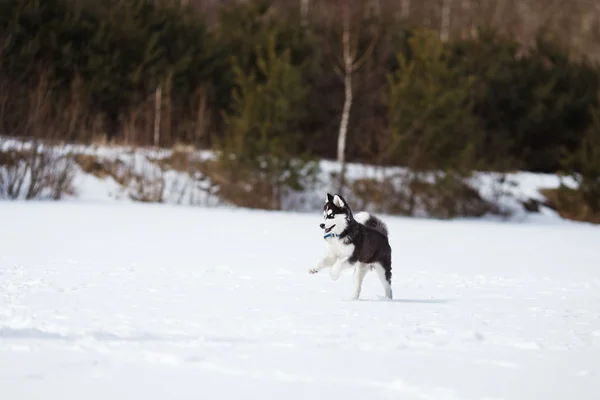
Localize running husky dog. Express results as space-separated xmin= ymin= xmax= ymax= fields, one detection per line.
xmin=309 ymin=193 xmax=393 ymax=300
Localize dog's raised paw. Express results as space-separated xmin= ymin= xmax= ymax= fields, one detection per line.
xmin=330 ymin=268 xmax=341 ymax=281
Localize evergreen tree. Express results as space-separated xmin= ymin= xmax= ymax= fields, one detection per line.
xmin=383 ymin=29 xmax=480 ymax=172
xmin=383 ymin=29 xmax=483 ymax=217
xmin=219 ymin=31 xmax=315 ymax=210
xmin=563 ymin=93 xmax=600 ymax=214
xmin=447 ymin=30 xmax=599 ymax=172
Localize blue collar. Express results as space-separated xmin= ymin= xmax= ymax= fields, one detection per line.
xmin=324 ymin=233 xmax=339 ymax=239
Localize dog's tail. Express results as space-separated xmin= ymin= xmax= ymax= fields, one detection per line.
xmin=355 ymin=211 xmax=388 ymax=237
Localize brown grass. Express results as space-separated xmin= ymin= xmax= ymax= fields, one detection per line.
xmin=152 ymin=148 xmax=203 ymax=173
xmin=541 ymin=186 xmax=600 ymax=224
xmin=352 ymin=178 xmax=407 ymax=215
xmin=200 ymin=160 xmax=276 ymax=209
xmin=74 ymin=154 xmax=123 ymax=181
xmin=151 ymin=150 xmax=276 ymax=209
xmin=352 ymin=173 xmax=501 ymax=218
xmin=420 ymin=175 xmax=501 ymax=219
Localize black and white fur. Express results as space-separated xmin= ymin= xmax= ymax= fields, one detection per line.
xmin=309 ymin=193 xmax=393 ymax=300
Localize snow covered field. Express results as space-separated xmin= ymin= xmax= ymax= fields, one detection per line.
xmin=1 ymin=201 xmax=600 ymax=400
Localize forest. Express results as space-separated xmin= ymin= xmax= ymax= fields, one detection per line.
xmin=1 ymin=0 xmax=600 ymax=221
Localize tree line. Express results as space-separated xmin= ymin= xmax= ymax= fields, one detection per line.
xmin=1 ymin=0 xmax=600 ymax=218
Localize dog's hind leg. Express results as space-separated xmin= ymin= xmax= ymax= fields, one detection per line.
xmin=374 ymin=262 xmax=393 ymax=299
xmin=352 ymin=264 xmax=368 ymax=300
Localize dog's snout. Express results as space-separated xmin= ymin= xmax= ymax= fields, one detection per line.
xmin=319 ymin=223 xmax=325 ymax=229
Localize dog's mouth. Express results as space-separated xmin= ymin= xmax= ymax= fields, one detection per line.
xmin=324 ymin=224 xmax=336 ymax=233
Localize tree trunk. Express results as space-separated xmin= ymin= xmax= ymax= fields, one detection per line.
xmin=368 ymin=0 xmax=381 ymax=17
xmin=492 ymin=0 xmax=507 ymax=29
xmin=195 ymin=86 xmax=207 ymax=146
xmin=337 ymin=69 xmax=352 ymax=192
xmin=300 ymin=0 xmax=309 ymax=26
xmin=126 ymin=110 xmax=137 ymax=145
xmin=337 ymin=72 xmax=352 ymax=167
xmin=337 ymin=5 xmax=353 ymax=193
xmin=164 ymin=72 xmax=173 ymax=147
xmin=154 ymin=85 xmax=162 ymax=148
xmin=440 ymin=0 xmax=452 ymax=42
xmin=461 ymin=0 xmax=474 ymax=39
xmin=400 ymin=0 xmax=410 ymax=20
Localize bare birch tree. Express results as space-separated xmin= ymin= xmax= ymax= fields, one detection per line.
xmin=460 ymin=0 xmax=474 ymax=39
xmin=300 ymin=0 xmax=310 ymax=25
xmin=440 ymin=0 xmax=453 ymax=41
xmin=154 ymin=85 xmax=162 ymax=148
xmin=400 ymin=0 xmax=411 ymax=20
xmin=332 ymin=1 xmax=380 ymax=192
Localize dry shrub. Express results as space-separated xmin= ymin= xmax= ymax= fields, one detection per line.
xmin=352 ymin=172 xmax=500 ymax=219
xmin=74 ymin=154 xmax=119 ymax=180
xmin=0 ymin=140 xmax=75 ymax=200
xmin=75 ymin=149 xmax=221 ymax=205
xmin=150 ymin=148 xmax=220 ymax=205
xmin=195 ymin=159 xmax=275 ymax=209
xmin=416 ymin=174 xmax=500 ymax=219
xmin=155 ymin=148 xmax=279 ymax=208
xmin=352 ymin=177 xmax=407 ymax=214
xmin=126 ymin=158 xmax=165 ymax=203
xmin=74 ymin=152 xmax=165 ymax=203
xmin=0 ymin=148 xmax=28 ymax=198
xmin=74 ymin=154 xmax=133 ymax=188
xmin=153 ymin=148 xmax=201 ymax=173
xmin=541 ymin=186 xmax=600 ymax=224
xmin=0 ymin=66 xmax=92 ymax=201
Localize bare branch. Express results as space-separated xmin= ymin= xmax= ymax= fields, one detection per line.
xmin=342 ymin=3 xmax=352 ymax=72
xmin=333 ymin=63 xmax=344 ymax=80
xmin=351 ymin=27 xmax=380 ymax=72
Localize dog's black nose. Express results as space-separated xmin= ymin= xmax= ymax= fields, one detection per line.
xmin=319 ymin=223 xmax=325 ymax=229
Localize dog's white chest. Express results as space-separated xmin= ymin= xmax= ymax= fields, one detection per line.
xmin=325 ymin=237 xmax=354 ymax=258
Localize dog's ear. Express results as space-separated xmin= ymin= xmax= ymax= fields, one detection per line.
xmin=333 ymin=194 xmax=345 ymax=208
xmin=326 ymin=193 xmax=333 ymax=203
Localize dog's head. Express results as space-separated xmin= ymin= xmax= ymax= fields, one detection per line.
xmin=320 ymin=193 xmax=352 ymax=235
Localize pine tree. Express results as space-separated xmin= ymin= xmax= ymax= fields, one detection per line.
xmin=383 ymin=29 xmax=480 ymax=172
xmin=382 ymin=29 xmax=484 ymax=217
xmin=564 ymin=93 xmax=600 ymax=213
xmin=220 ymin=30 xmax=315 ymax=210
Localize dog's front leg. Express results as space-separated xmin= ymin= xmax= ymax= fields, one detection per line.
xmin=330 ymin=256 xmax=355 ymax=281
xmin=309 ymin=252 xmax=336 ymax=274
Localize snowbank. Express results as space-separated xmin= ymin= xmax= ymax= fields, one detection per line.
xmin=0 ymin=138 xmax=578 ymax=223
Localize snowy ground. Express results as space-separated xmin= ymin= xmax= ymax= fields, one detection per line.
xmin=1 ymin=201 xmax=600 ymax=400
